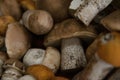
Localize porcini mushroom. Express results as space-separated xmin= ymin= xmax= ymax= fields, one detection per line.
xmin=36 ymin=0 xmax=72 ymax=22
xmin=23 ymin=47 xmax=60 ymax=73
xmin=1 ymin=59 xmax=25 ymax=80
xmin=18 ymin=75 xmax=36 ymax=80
xmin=0 ymin=0 xmax=21 ymax=20
xmin=101 ymin=10 xmax=120 ymax=31
xmin=5 ymin=22 xmax=31 ymax=59
xmin=0 ymin=16 xmax=15 ymax=36
xmin=73 ymin=32 xmax=120 ymax=80
xmin=44 ymin=19 xmax=97 ymax=71
xmin=22 ymin=10 xmax=53 ymax=35
xmin=70 ymin=0 xmax=112 ymax=26
xmin=26 ymin=65 xmax=55 ymax=80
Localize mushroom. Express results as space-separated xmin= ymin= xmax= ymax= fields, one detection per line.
xmin=0 ymin=16 xmax=15 ymax=36
xmin=18 ymin=75 xmax=36 ymax=80
xmin=26 ymin=65 xmax=55 ymax=80
xmin=70 ymin=0 xmax=112 ymax=26
xmin=1 ymin=59 xmax=25 ymax=80
xmin=0 ymin=52 xmax=8 ymax=77
xmin=23 ymin=47 xmax=60 ymax=73
xmin=5 ymin=22 xmax=31 ymax=59
xmin=17 ymin=0 xmax=36 ymax=10
xmin=0 ymin=36 xmax=5 ymax=48
xmin=108 ymin=69 xmax=120 ymax=80
xmin=73 ymin=32 xmax=120 ymax=80
xmin=101 ymin=10 xmax=120 ymax=31
xmin=36 ymin=0 xmax=72 ymax=22
xmin=22 ymin=10 xmax=53 ymax=35
xmin=44 ymin=19 xmax=97 ymax=71
xmin=0 ymin=0 xmax=21 ymax=20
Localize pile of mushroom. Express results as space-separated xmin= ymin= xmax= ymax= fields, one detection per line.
xmin=0 ymin=0 xmax=119 ymax=80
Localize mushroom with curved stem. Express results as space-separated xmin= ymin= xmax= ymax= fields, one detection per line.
xmin=23 ymin=47 xmax=60 ymax=73
xmin=70 ymin=0 xmax=112 ymax=26
xmin=22 ymin=10 xmax=53 ymax=35
xmin=44 ymin=19 xmax=97 ymax=71
xmin=5 ymin=22 xmax=31 ymax=59
xmin=18 ymin=75 xmax=36 ymax=80
xmin=1 ymin=59 xmax=25 ymax=80
xmin=0 ymin=0 xmax=21 ymax=20
xmin=73 ymin=32 xmax=120 ymax=80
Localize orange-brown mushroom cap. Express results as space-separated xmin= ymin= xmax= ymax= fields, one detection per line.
xmin=97 ymin=32 xmax=120 ymax=67
xmin=26 ymin=65 xmax=55 ymax=80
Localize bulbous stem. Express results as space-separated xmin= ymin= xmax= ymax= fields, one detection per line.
xmin=61 ymin=37 xmax=87 ymax=70
xmin=73 ymin=54 xmax=113 ymax=80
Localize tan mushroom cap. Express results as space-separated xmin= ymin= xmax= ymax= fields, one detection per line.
xmin=44 ymin=19 xmax=97 ymax=47
xmin=97 ymin=32 xmax=120 ymax=67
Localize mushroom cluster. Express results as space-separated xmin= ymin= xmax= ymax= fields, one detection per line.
xmin=0 ymin=0 xmax=119 ymax=80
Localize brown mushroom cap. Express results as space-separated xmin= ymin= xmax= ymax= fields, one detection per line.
xmin=101 ymin=10 xmax=120 ymax=31
xmin=44 ymin=19 xmax=97 ymax=47
xmin=0 ymin=0 xmax=21 ymax=20
xmin=5 ymin=22 xmax=31 ymax=59
xmin=3 ymin=58 xmax=25 ymax=72
xmin=97 ymin=32 xmax=120 ymax=67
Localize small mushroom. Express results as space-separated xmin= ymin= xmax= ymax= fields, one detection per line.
xmin=18 ymin=75 xmax=36 ymax=80
xmin=108 ymin=69 xmax=120 ymax=80
xmin=44 ymin=19 xmax=97 ymax=71
xmin=0 ymin=52 xmax=8 ymax=76
xmin=73 ymin=32 xmax=120 ymax=80
xmin=22 ymin=10 xmax=53 ymax=35
xmin=0 ymin=0 xmax=21 ymax=20
xmin=26 ymin=65 xmax=55 ymax=80
xmin=36 ymin=0 xmax=72 ymax=22
xmin=23 ymin=47 xmax=60 ymax=73
xmin=0 ymin=16 xmax=15 ymax=36
xmin=17 ymin=0 xmax=36 ymax=10
xmin=1 ymin=59 xmax=25 ymax=80
xmin=5 ymin=22 xmax=31 ymax=59
xmin=101 ymin=10 xmax=120 ymax=31
xmin=72 ymin=0 xmax=112 ymax=26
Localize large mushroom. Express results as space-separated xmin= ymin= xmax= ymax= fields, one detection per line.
xmin=44 ymin=19 xmax=97 ymax=71
xmin=69 ymin=0 xmax=112 ymax=26
xmin=73 ymin=32 xmax=120 ymax=80
xmin=5 ymin=22 xmax=31 ymax=59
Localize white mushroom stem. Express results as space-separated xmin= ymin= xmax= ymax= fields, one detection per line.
xmin=61 ymin=37 xmax=87 ymax=70
xmin=0 ymin=59 xmax=3 ymax=76
xmin=73 ymin=54 xmax=114 ymax=80
xmin=74 ymin=0 xmax=112 ymax=26
xmin=1 ymin=68 xmax=22 ymax=80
